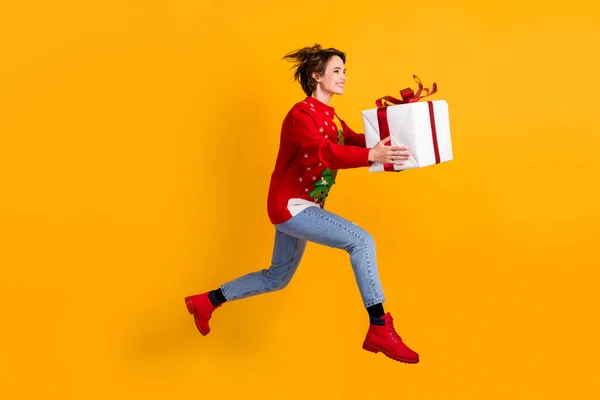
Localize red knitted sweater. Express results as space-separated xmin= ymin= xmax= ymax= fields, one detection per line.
xmin=267 ymin=96 xmax=371 ymax=224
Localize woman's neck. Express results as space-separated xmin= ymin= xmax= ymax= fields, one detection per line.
xmin=311 ymin=88 xmax=333 ymax=105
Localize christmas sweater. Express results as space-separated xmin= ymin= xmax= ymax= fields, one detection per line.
xmin=267 ymin=96 xmax=371 ymax=225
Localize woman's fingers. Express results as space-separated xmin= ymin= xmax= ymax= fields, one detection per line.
xmin=386 ymin=151 xmax=410 ymax=163
xmin=390 ymin=150 xmax=410 ymax=159
xmin=379 ymin=138 xmax=409 ymax=151
xmin=372 ymin=141 xmax=411 ymax=164
xmin=378 ymin=136 xmax=392 ymax=146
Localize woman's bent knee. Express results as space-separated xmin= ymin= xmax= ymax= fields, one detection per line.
xmin=261 ymin=269 xmax=289 ymax=291
xmin=346 ymin=229 xmax=375 ymax=253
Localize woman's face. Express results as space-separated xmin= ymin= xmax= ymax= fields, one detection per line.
xmin=314 ymin=55 xmax=346 ymax=95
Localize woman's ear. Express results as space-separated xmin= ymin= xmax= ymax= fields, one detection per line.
xmin=312 ymin=72 xmax=320 ymax=82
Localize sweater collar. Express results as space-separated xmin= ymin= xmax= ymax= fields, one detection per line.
xmin=305 ymin=96 xmax=335 ymax=115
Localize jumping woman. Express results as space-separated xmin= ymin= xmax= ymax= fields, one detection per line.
xmin=185 ymin=44 xmax=420 ymax=364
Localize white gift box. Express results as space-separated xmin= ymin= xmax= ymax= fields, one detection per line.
xmin=361 ymin=100 xmax=453 ymax=172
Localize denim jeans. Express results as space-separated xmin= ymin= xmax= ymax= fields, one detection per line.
xmin=220 ymin=207 xmax=386 ymax=308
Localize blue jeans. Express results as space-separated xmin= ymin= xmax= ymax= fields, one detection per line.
xmin=220 ymin=207 xmax=386 ymax=308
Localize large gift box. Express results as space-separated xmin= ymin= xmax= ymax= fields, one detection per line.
xmin=361 ymin=75 xmax=453 ymax=172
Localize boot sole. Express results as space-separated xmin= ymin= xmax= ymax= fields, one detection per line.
xmin=362 ymin=342 xmax=419 ymax=364
xmin=184 ymin=297 xmax=209 ymax=336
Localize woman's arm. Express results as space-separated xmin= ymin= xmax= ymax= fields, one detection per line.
xmin=287 ymin=110 xmax=370 ymax=170
xmin=339 ymin=119 xmax=367 ymax=148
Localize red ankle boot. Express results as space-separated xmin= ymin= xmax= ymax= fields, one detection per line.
xmin=362 ymin=312 xmax=420 ymax=364
xmin=184 ymin=292 xmax=220 ymax=336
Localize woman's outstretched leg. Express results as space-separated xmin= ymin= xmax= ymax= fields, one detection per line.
xmin=184 ymin=229 xmax=306 ymax=335
xmin=220 ymin=229 xmax=306 ymax=300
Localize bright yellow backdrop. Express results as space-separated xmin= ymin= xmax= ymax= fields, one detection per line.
xmin=1 ymin=0 xmax=599 ymax=399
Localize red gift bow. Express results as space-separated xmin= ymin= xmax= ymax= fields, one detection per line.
xmin=375 ymin=75 xmax=438 ymax=107
xmin=374 ymin=75 xmax=440 ymax=172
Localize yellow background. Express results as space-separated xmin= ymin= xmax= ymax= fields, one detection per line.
xmin=1 ymin=0 xmax=599 ymax=398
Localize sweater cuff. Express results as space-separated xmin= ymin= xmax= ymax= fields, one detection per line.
xmin=363 ymin=148 xmax=372 ymax=167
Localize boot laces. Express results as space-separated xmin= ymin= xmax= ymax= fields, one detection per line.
xmin=388 ymin=319 xmax=402 ymax=343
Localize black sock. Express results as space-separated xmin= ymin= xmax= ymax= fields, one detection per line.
xmin=208 ymin=288 xmax=227 ymax=307
xmin=367 ymin=303 xmax=385 ymax=325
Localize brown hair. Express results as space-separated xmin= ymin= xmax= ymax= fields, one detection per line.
xmin=282 ymin=44 xmax=346 ymax=96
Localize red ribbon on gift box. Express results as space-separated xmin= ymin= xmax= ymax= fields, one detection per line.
xmin=375 ymin=75 xmax=438 ymax=107
xmin=375 ymin=75 xmax=441 ymax=172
